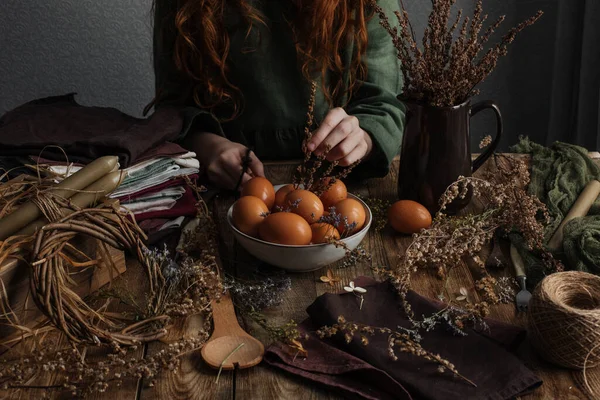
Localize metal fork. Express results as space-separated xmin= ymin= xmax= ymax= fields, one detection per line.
xmin=510 ymin=244 xmax=532 ymax=312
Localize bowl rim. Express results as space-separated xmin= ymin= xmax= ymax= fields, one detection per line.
xmin=227 ymin=188 xmax=372 ymax=249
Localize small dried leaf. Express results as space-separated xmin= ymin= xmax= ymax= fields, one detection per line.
xmin=354 ymin=287 xmax=367 ymax=294
xmin=320 ymin=276 xmax=331 ymax=283
xmin=344 ymin=286 xmax=354 ymax=293
xmin=456 ymin=295 xmax=467 ymax=301
xmin=459 ymin=287 xmax=468 ymax=296
xmin=285 ymin=339 xmax=308 ymax=358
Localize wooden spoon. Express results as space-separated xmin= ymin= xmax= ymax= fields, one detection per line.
xmin=178 ymin=217 xmax=264 ymax=370
xmin=201 ymin=292 xmax=264 ymax=370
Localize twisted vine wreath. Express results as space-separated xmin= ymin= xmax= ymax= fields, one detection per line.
xmin=27 ymin=202 xmax=168 ymax=345
xmin=0 ymin=184 xmax=220 ymax=347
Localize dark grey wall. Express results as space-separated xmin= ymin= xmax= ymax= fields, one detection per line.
xmin=0 ymin=0 xmax=558 ymax=150
xmin=0 ymin=0 xmax=154 ymax=117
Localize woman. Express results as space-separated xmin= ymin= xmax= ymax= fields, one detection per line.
xmin=148 ymin=0 xmax=405 ymax=189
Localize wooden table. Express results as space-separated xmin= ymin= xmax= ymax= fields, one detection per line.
xmin=2 ymin=155 xmax=599 ymax=399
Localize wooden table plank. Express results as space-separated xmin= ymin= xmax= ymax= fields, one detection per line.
xmin=139 ymin=314 xmax=234 ymax=400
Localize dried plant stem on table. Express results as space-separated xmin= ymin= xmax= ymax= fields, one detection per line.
xmin=368 ymin=0 xmax=543 ymax=106
xmin=317 ymin=316 xmax=476 ymax=387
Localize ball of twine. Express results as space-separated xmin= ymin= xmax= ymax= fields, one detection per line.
xmin=528 ymin=271 xmax=600 ymax=369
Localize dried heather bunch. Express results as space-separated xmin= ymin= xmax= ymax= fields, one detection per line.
xmin=368 ymin=0 xmax=543 ymax=106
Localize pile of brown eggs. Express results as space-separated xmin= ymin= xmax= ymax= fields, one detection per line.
xmin=232 ymin=177 xmax=366 ymax=246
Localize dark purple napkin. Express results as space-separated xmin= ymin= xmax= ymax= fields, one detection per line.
xmin=265 ymin=278 xmax=542 ymax=400
xmin=0 ymin=94 xmax=182 ymax=167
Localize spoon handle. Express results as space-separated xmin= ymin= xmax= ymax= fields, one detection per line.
xmin=211 ymin=292 xmax=242 ymax=337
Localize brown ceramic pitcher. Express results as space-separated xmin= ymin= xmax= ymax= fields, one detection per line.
xmin=397 ymin=99 xmax=502 ymax=214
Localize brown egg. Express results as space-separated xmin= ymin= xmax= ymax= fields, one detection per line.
xmin=273 ymin=184 xmax=296 ymax=210
xmin=232 ymin=196 xmax=269 ymax=237
xmin=319 ymin=178 xmax=348 ymax=209
xmin=285 ymin=189 xmax=324 ymax=223
xmin=388 ymin=200 xmax=432 ymax=234
xmin=310 ymin=223 xmax=341 ymax=244
xmin=259 ymin=212 xmax=312 ymax=245
xmin=334 ymin=198 xmax=366 ymax=236
xmin=241 ymin=177 xmax=275 ymax=209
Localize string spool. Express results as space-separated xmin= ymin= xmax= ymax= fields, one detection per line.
xmin=527 ymin=271 xmax=600 ymax=369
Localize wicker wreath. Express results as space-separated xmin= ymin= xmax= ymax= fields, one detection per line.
xmin=27 ymin=199 xmax=169 ymax=346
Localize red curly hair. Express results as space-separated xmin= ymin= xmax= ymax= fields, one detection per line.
xmin=158 ymin=0 xmax=370 ymax=119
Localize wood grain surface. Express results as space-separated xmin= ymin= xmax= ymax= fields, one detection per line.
xmin=2 ymin=154 xmax=599 ymax=400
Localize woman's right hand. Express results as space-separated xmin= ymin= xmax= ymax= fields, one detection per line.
xmin=184 ymin=132 xmax=265 ymax=190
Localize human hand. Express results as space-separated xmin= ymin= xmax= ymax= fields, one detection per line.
xmin=306 ymin=108 xmax=373 ymax=166
xmin=186 ymin=133 xmax=265 ymax=190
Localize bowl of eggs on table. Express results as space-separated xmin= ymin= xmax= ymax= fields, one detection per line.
xmin=227 ymin=177 xmax=371 ymax=272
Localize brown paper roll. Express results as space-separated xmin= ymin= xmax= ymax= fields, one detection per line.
xmin=547 ymin=180 xmax=600 ymax=251
xmin=0 ymin=156 xmax=119 ymax=241
xmin=16 ymin=171 xmax=124 ymax=237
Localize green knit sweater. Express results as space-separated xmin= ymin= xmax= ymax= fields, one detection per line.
xmin=152 ymin=0 xmax=405 ymax=177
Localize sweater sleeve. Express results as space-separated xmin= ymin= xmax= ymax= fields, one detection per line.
xmin=151 ymin=0 xmax=225 ymax=140
xmin=345 ymin=0 xmax=405 ymax=178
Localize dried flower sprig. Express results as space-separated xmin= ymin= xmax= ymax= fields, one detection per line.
xmin=245 ymin=309 xmax=307 ymax=347
xmin=317 ymin=316 xmax=477 ymax=387
xmin=326 ymin=237 xmax=372 ymax=269
xmin=368 ymin=0 xmax=543 ymax=107
xmin=224 ymin=275 xmax=292 ymax=311
xmin=479 ymin=135 xmax=493 ymax=149
xmin=319 ymin=206 xmax=358 ymax=238
xmin=294 ymin=81 xmax=362 ymax=192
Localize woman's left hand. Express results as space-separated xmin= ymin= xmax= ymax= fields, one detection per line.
xmin=307 ymin=107 xmax=373 ymax=166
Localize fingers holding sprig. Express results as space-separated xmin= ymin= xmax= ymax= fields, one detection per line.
xmin=306 ymin=107 xmax=373 ymax=166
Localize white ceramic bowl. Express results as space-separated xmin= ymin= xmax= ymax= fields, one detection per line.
xmin=227 ymin=185 xmax=372 ymax=272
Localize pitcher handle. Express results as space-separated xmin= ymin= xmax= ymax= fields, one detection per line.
xmin=470 ymin=100 xmax=503 ymax=172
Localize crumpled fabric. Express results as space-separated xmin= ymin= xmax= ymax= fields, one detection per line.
xmin=510 ymin=137 xmax=600 ymax=286
xmin=563 ymin=215 xmax=600 ymax=274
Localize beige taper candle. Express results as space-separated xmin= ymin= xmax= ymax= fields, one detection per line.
xmin=547 ymin=180 xmax=600 ymax=251
xmin=0 ymin=156 xmax=119 ymax=241
xmin=16 ymin=171 xmax=124 ymax=237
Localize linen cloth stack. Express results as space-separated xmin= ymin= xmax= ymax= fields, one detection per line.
xmin=0 ymin=93 xmax=199 ymax=240
xmin=110 ymin=143 xmax=200 ymax=233
xmin=40 ymin=143 xmax=201 ymax=233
